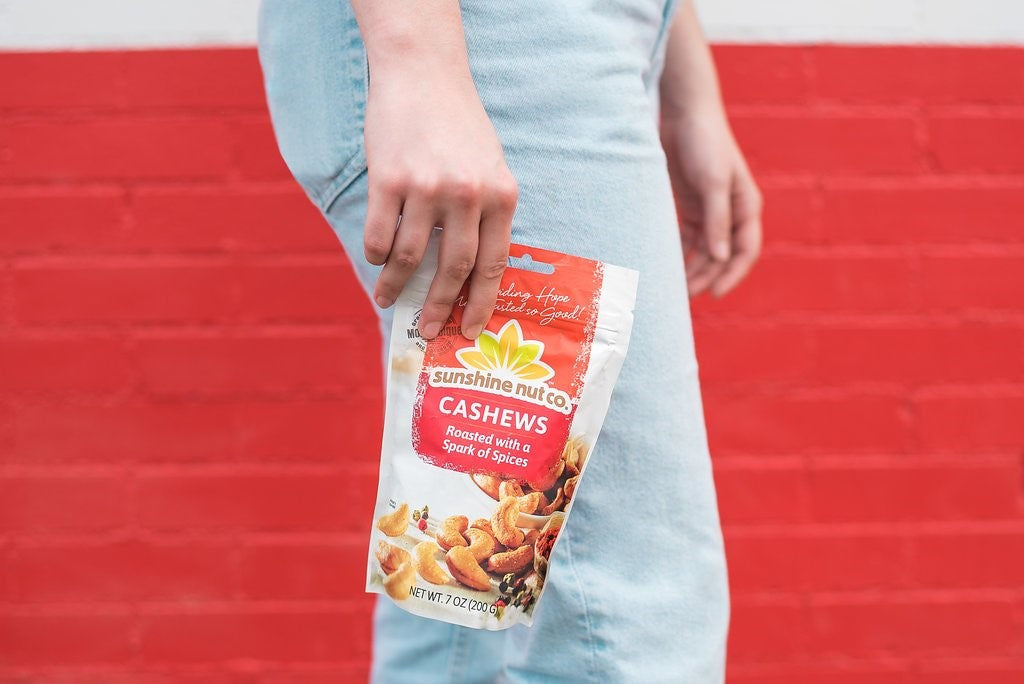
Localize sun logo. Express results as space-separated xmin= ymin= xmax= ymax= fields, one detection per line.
xmin=455 ymin=320 xmax=554 ymax=382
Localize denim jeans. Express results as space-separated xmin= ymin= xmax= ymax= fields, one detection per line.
xmin=258 ymin=1 xmax=729 ymax=681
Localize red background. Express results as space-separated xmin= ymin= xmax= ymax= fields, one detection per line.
xmin=1 ymin=46 xmax=1023 ymax=681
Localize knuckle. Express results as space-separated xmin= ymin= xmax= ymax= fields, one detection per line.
xmin=410 ymin=174 xmax=440 ymax=200
xmin=701 ymin=171 xmax=731 ymax=192
xmin=476 ymin=255 xmax=508 ymax=280
xmin=443 ymin=257 xmax=476 ymax=281
xmin=751 ymin=187 xmax=765 ymax=212
xmin=392 ymin=250 xmax=421 ymax=271
xmin=423 ymin=299 xmax=455 ymax=316
xmin=492 ymin=175 xmax=519 ymax=211
xmin=443 ymin=176 xmax=483 ymax=206
xmin=374 ymin=172 xmax=408 ymax=196
xmin=364 ymin=235 xmax=390 ymax=261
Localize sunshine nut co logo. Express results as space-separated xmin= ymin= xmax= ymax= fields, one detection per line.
xmin=426 ymin=320 xmax=574 ymax=421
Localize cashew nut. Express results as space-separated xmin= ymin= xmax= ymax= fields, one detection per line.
xmin=376 ymin=502 xmax=409 ymax=537
xmin=436 ymin=515 xmax=469 ymax=551
xmin=412 ymin=542 xmax=450 ymax=585
xmin=382 ymin=561 xmax=416 ymax=601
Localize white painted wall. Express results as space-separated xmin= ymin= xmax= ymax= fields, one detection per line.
xmin=0 ymin=0 xmax=1021 ymax=49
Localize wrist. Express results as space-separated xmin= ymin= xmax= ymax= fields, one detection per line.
xmin=357 ymin=8 xmax=473 ymax=84
xmin=660 ymin=95 xmax=726 ymax=125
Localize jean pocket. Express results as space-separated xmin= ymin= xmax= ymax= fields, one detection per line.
xmin=258 ymin=0 xmax=369 ymax=210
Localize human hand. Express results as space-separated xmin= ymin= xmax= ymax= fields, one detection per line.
xmin=362 ymin=57 xmax=517 ymax=340
xmin=661 ymin=106 xmax=762 ymax=298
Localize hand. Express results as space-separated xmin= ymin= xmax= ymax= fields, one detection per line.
xmin=661 ymin=106 xmax=762 ymax=298
xmin=362 ymin=61 xmax=517 ymax=340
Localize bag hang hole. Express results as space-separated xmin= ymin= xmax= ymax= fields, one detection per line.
xmin=507 ymin=253 xmax=555 ymax=275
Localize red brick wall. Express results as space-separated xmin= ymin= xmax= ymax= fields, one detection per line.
xmin=1 ymin=47 xmax=1022 ymax=682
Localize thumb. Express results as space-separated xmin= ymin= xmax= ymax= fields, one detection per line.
xmin=703 ymin=187 xmax=732 ymax=262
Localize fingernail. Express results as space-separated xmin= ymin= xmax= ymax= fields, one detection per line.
xmin=462 ymin=324 xmax=481 ymax=340
xmin=375 ymin=295 xmax=393 ymax=309
xmin=712 ymin=241 xmax=730 ymax=261
xmin=422 ymin=321 xmax=441 ymax=339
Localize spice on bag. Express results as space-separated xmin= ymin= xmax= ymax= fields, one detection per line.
xmin=367 ymin=233 xmax=638 ymax=629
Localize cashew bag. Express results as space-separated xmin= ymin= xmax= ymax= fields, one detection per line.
xmin=368 ymin=233 xmax=638 ymax=629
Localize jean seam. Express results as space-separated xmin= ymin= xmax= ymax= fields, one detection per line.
xmin=317 ymin=150 xmax=368 ymax=212
xmin=562 ymin=525 xmax=599 ymax=681
xmin=447 ymin=624 xmax=468 ymax=684
xmin=317 ymin=23 xmax=369 ymax=213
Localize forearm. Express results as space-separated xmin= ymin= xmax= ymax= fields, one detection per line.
xmin=659 ymin=0 xmax=725 ymax=119
xmin=351 ymin=0 xmax=473 ymax=79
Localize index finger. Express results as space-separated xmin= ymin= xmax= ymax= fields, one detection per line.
xmin=461 ymin=200 xmax=514 ymax=340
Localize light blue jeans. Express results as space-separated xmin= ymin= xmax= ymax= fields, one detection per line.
xmin=258 ymin=1 xmax=729 ymax=681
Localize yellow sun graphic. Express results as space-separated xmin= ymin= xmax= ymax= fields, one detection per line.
xmin=455 ymin=320 xmax=554 ymax=381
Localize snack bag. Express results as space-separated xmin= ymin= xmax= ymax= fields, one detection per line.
xmin=368 ymin=233 xmax=638 ymax=629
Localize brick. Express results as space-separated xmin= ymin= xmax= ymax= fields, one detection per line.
xmin=129 ymin=187 xmax=332 ymax=253
xmin=713 ymin=45 xmax=808 ymax=104
xmin=916 ymin=394 xmax=1024 ymax=452
xmin=0 ymin=117 xmax=234 ymax=181
xmin=918 ymin=665 xmax=1024 ymax=683
xmin=0 ymin=474 xmax=130 ymax=533
xmin=694 ymin=325 xmax=815 ymax=384
xmin=0 ymin=613 xmax=134 ymax=665
xmin=726 ymin=531 xmax=908 ymax=593
xmin=929 ymin=115 xmax=1024 ymax=173
xmin=0 ymin=401 xmax=13 ymax=462
xmin=136 ymin=471 xmax=375 ymax=532
xmin=13 ymin=263 xmax=236 ymax=323
xmin=909 ymin=530 xmax=1024 ymax=588
xmin=757 ymin=182 xmax=820 ymax=243
xmin=728 ymin=599 xmax=805 ymax=662
xmin=820 ymin=183 xmax=1024 ymax=244
xmin=731 ymin=115 xmax=920 ymax=175
xmin=234 ymin=117 xmax=293 ymax=179
xmin=235 ymin=262 xmax=375 ymax=321
xmin=25 ymin=672 xmax=253 ymax=684
xmin=248 ymin=668 xmax=372 ymax=684
xmin=806 ymin=598 xmax=1019 ymax=656
xmin=814 ymin=325 xmax=1024 ymax=384
xmin=0 ymin=52 xmax=124 ymax=110
xmin=7 ymin=401 xmax=234 ymax=464
xmin=806 ymin=461 xmax=1022 ymax=522
xmin=0 ymin=189 xmax=126 ymax=254
xmin=704 ymin=392 xmax=911 ymax=454
xmin=229 ymin=398 xmax=383 ymax=464
xmin=139 ymin=609 xmax=372 ymax=663
xmin=136 ymin=334 xmax=381 ymax=396
xmin=10 ymin=539 xmax=233 ymax=602
xmin=714 ymin=464 xmax=805 ymax=524
xmin=123 ymin=49 xmax=265 ymax=110
xmin=729 ymin=665 xmax=915 ymax=684
xmin=6 ymin=398 xmax=383 ymax=465
xmin=0 ymin=336 xmax=132 ymax=393
xmin=920 ymin=255 xmax=1024 ymax=310
xmin=691 ymin=255 xmax=915 ymax=316
xmin=812 ymin=46 xmax=1024 ymax=104
xmin=238 ymin=542 xmax=366 ymax=600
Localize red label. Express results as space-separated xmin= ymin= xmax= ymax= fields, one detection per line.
xmin=412 ymin=244 xmax=603 ymax=483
